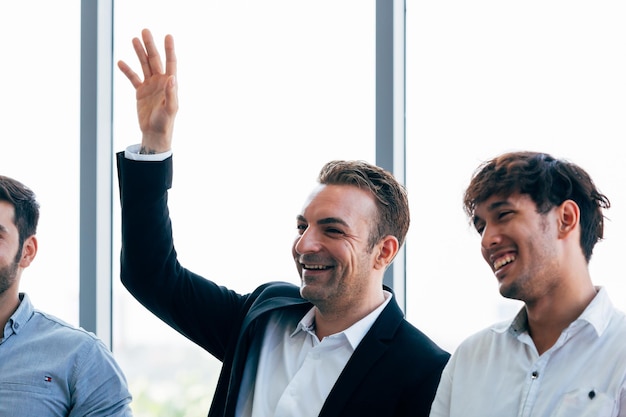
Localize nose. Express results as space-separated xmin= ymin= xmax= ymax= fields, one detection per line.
xmin=480 ymin=223 xmax=501 ymax=251
xmin=294 ymin=227 xmax=322 ymax=255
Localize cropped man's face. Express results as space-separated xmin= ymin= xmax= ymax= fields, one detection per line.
xmin=0 ymin=201 xmax=21 ymax=296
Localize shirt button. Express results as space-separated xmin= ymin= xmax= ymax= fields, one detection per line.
xmin=531 ymin=371 xmax=539 ymax=379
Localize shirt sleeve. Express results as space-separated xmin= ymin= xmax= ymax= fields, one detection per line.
xmin=68 ymin=339 xmax=133 ymax=417
xmin=428 ymin=356 xmax=454 ymax=417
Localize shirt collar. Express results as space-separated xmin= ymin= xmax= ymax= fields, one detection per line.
xmin=292 ymin=290 xmax=393 ymax=350
xmin=505 ymin=286 xmax=613 ymax=337
xmin=574 ymin=286 xmax=613 ymax=336
xmin=3 ymin=293 xmax=34 ymax=340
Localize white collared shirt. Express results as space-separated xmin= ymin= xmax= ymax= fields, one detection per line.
xmin=236 ymin=291 xmax=392 ymax=417
xmin=429 ymin=287 xmax=626 ymax=417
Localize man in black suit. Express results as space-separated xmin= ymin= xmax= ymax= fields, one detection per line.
xmin=116 ymin=28 xmax=449 ymax=417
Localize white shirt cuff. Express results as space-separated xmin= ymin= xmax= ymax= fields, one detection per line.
xmin=124 ymin=144 xmax=172 ymax=161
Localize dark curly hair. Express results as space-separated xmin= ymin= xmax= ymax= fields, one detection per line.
xmin=463 ymin=151 xmax=610 ymax=262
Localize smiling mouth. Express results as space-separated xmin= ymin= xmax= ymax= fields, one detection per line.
xmin=493 ymin=254 xmax=516 ymax=271
xmin=303 ymin=264 xmax=332 ymax=270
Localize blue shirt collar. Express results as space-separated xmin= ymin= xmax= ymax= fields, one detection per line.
xmin=2 ymin=293 xmax=34 ymax=342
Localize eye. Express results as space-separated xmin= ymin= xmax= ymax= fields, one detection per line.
xmin=296 ymin=223 xmax=307 ymax=234
xmin=473 ymin=218 xmax=485 ymax=235
xmin=498 ymin=210 xmax=513 ymax=220
xmin=325 ymin=227 xmax=345 ymax=235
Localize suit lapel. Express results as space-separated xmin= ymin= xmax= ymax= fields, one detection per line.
xmin=225 ymin=288 xmax=312 ymax=416
xmin=242 ymin=294 xmax=311 ymax=332
xmin=318 ymin=298 xmax=404 ymax=417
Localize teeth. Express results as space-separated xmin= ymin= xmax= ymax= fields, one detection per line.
xmin=304 ymin=265 xmax=327 ymax=270
xmin=494 ymin=255 xmax=516 ymax=270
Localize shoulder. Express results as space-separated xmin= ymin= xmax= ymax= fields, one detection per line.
xmin=370 ymin=303 xmax=450 ymax=371
xmin=18 ymin=311 xmax=125 ymax=382
xmin=458 ymin=319 xmax=510 ymax=348
xmin=250 ymin=281 xmax=303 ymax=301
xmin=28 ymin=310 xmax=108 ymax=353
xmin=243 ymin=281 xmax=309 ymax=316
xmin=376 ymin=296 xmax=446 ymax=351
xmin=442 ymin=320 xmax=513 ymax=372
xmin=393 ymin=319 xmax=450 ymax=362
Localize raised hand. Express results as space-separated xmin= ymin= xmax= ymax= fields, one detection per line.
xmin=118 ymin=28 xmax=178 ymax=154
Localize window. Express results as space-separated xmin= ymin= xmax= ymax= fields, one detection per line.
xmin=405 ymin=1 xmax=626 ymax=352
xmin=1 ymin=1 xmax=81 ymax=325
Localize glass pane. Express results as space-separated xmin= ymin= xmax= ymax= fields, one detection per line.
xmin=113 ymin=2 xmax=375 ymax=415
xmin=405 ymin=1 xmax=626 ymax=352
xmin=0 ymin=2 xmax=80 ymax=324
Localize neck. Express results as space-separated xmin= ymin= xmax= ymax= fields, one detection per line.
xmin=526 ymin=283 xmax=597 ymax=355
xmin=313 ymin=291 xmax=386 ymax=340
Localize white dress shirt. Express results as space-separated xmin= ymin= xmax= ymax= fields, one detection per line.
xmin=429 ymin=287 xmax=626 ymax=417
xmin=236 ymin=292 xmax=392 ymax=417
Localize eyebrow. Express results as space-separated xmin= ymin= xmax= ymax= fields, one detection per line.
xmin=297 ymin=215 xmax=350 ymax=228
xmin=472 ymin=200 xmax=513 ymax=228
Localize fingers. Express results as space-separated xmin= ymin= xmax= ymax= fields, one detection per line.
xmin=141 ymin=28 xmax=164 ymax=76
xmin=131 ymin=35 xmax=151 ymax=81
xmin=117 ymin=29 xmax=176 ymax=90
xmin=164 ymin=34 xmax=177 ymax=77
xmin=117 ymin=60 xmax=143 ymax=89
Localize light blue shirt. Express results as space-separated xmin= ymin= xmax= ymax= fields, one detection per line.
xmin=0 ymin=293 xmax=133 ymax=416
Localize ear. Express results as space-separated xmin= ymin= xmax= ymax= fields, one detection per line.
xmin=373 ymin=235 xmax=399 ymax=270
xmin=19 ymin=235 xmax=38 ymax=268
xmin=557 ymin=200 xmax=580 ymax=239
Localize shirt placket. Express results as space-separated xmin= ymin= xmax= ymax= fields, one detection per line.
xmin=519 ymin=352 xmax=550 ymax=417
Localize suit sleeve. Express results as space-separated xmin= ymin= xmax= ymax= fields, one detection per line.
xmin=428 ymin=354 xmax=454 ymax=417
xmin=116 ymin=151 xmax=246 ymax=360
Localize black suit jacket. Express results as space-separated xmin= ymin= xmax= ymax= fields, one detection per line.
xmin=116 ymin=152 xmax=450 ymax=417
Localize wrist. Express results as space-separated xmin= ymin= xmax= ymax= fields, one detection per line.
xmin=140 ymin=134 xmax=172 ymax=154
xmin=139 ymin=146 xmax=159 ymax=155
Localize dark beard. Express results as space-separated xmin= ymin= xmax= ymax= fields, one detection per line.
xmin=0 ymin=253 xmax=20 ymax=296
